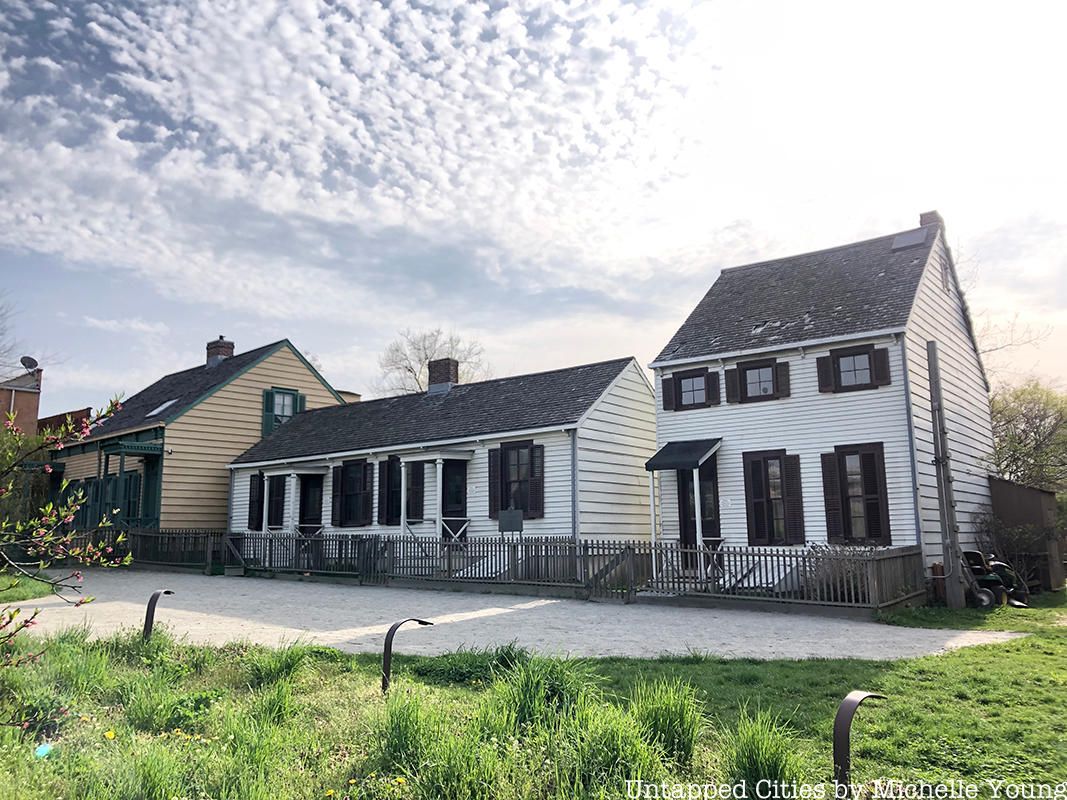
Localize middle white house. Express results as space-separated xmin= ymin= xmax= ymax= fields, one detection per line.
xmin=228 ymin=357 xmax=655 ymax=541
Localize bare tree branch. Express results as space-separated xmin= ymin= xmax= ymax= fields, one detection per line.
xmin=372 ymin=328 xmax=492 ymax=396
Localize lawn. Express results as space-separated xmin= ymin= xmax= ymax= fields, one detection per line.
xmin=0 ymin=575 xmax=56 ymax=603
xmin=0 ymin=593 xmax=1063 ymax=799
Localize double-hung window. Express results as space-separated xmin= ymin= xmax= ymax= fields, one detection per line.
xmin=726 ymin=359 xmax=789 ymax=403
xmin=742 ymin=362 xmax=776 ymax=400
xmin=662 ymin=368 xmax=719 ymax=410
xmin=262 ymin=388 xmax=306 ymax=436
xmin=742 ymin=450 xmax=805 ymax=545
xmin=267 ymin=475 xmax=286 ymax=528
xmin=821 ymin=442 xmax=891 ymax=545
xmin=337 ymin=460 xmax=373 ymax=527
xmin=817 ymin=345 xmax=891 ymax=393
xmin=488 ymin=441 xmax=545 ymax=519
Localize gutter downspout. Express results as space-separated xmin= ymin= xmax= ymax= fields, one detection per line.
xmin=898 ymin=334 xmax=924 ymax=546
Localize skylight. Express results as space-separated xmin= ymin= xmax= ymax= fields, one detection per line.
xmin=147 ymin=398 xmax=178 ymax=417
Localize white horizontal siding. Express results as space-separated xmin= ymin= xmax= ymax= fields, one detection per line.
xmin=904 ymin=232 xmax=995 ymax=564
xmin=654 ymin=340 xmax=916 ymax=548
xmin=229 ymin=431 xmax=575 ymax=537
xmin=577 ymin=360 xmax=656 ymax=539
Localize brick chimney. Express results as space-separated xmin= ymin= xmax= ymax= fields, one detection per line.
xmin=919 ymin=210 xmax=944 ymax=227
xmin=206 ymin=335 xmax=234 ymax=368
xmin=427 ymin=357 xmax=459 ymax=394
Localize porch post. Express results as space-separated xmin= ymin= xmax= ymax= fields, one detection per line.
xmin=693 ymin=467 xmax=707 ymax=585
xmin=261 ymin=474 xmax=269 ymax=533
xmin=692 ymin=468 xmax=703 ymax=543
xmin=400 ymin=460 xmax=407 ymax=535
xmin=287 ymin=472 xmax=297 ymax=534
xmin=648 ymin=471 xmax=657 ymax=582
xmin=117 ymin=451 xmax=126 ymax=525
xmin=435 ymin=458 xmax=444 ymax=538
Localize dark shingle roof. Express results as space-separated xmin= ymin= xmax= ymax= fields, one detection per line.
xmin=233 ymin=357 xmax=635 ymax=464
xmin=654 ymin=224 xmax=939 ymax=363
xmin=87 ymin=341 xmax=285 ymax=440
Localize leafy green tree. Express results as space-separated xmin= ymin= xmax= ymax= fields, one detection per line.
xmin=990 ymin=381 xmax=1067 ymax=492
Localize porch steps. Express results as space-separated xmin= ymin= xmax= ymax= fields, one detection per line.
xmin=224 ymin=565 xmax=245 ymax=577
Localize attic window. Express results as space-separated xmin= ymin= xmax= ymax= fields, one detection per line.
xmin=146 ymin=399 xmax=178 ymax=417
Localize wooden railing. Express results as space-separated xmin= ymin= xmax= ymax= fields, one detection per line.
xmin=64 ymin=529 xmax=927 ymax=610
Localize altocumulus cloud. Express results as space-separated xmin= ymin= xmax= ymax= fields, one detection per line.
xmin=0 ymin=0 xmax=735 ymax=328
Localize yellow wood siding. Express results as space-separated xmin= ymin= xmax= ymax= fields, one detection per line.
xmin=159 ymin=346 xmax=340 ymax=528
xmin=60 ymin=449 xmax=102 ymax=481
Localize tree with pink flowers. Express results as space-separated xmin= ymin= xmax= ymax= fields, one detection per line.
xmin=0 ymin=400 xmax=131 ymax=669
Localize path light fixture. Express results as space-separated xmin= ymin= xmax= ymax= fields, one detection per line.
xmin=381 ymin=617 xmax=433 ymax=694
xmin=143 ymin=589 xmax=174 ymax=642
xmin=833 ymin=690 xmax=885 ymax=790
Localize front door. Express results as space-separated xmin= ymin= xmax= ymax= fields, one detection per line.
xmin=298 ymin=474 xmax=324 ymax=535
xmin=441 ymin=460 xmax=467 ymax=540
xmin=677 ymin=459 xmax=720 ymax=564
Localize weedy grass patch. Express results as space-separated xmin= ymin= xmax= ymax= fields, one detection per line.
xmin=0 ymin=593 xmax=1062 ymax=799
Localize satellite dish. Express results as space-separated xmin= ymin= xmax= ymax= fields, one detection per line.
xmin=20 ymin=355 xmax=38 ymax=371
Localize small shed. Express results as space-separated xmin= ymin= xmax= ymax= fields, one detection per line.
xmin=988 ymin=476 xmax=1063 ymax=590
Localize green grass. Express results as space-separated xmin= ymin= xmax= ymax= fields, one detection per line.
xmin=0 ymin=593 xmax=1063 ymax=798
xmin=0 ymin=574 xmax=56 ymax=602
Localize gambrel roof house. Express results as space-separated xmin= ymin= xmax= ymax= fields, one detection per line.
xmin=648 ymin=211 xmax=993 ymax=569
xmin=229 ymin=357 xmax=655 ymax=543
xmin=52 ymin=337 xmax=343 ymax=530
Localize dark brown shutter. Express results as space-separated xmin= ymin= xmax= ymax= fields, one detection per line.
xmin=360 ymin=463 xmax=373 ymax=525
xmin=862 ymin=443 xmax=891 ymax=544
xmin=376 ymin=461 xmax=388 ymax=525
xmin=661 ymin=374 xmax=676 ymax=411
xmin=774 ymin=362 xmax=790 ymax=398
xmin=783 ymin=454 xmax=805 ymax=544
xmin=407 ymin=462 xmax=424 ymax=520
xmin=872 ymin=348 xmax=891 ymax=385
xmin=708 ymin=371 xmax=721 ymax=405
xmin=725 ymin=368 xmax=740 ymax=404
xmin=488 ymin=448 xmax=501 ymax=519
xmin=330 ymin=465 xmax=342 ymax=527
xmin=821 ymin=453 xmax=845 ymax=543
xmin=527 ymin=444 xmax=545 ymax=519
xmin=247 ymin=473 xmax=264 ymax=530
xmin=816 ymin=356 xmax=834 ymax=392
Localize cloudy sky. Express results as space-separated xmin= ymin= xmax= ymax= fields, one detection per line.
xmin=2 ymin=0 xmax=1064 ymax=416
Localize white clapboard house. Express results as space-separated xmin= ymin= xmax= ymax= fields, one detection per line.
xmin=229 ymin=357 xmax=655 ymax=542
xmin=647 ymin=211 xmax=994 ymax=569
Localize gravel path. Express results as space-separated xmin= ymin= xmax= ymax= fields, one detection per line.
xmin=15 ymin=570 xmax=1020 ymax=660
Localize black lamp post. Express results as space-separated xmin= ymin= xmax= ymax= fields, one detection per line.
xmin=833 ymin=690 xmax=885 ymax=790
xmin=381 ymin=617 xmax=433 ymax=694
xmin=143 ymin=589 xmax=174 ymax=641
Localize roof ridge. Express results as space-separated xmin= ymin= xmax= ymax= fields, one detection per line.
xmin=150 ymin=339 xmax=285 ymax=383
xmin=719 ymin=225 xmax=932 ymax=275
xmin=304 ymin=356 xmax=636 ymax=411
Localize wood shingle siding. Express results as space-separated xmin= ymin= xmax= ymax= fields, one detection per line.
xmin=160 ymin=346 xmax=339 ymax=528
xmin=903 ymin=232 xmax=994 ymax=563
xmin=576 ymin=360 xmax=656 ymax=538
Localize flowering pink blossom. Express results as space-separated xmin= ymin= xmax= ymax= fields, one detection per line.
xmin=63 ymin=515 xmax=74 ymax=524
xmin=43 ymin=464 xmax=53 ymax=474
